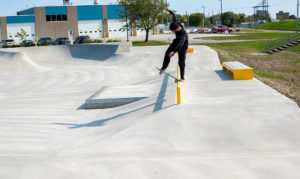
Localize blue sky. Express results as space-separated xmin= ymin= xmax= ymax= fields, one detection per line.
xmin=0 ymin=0 xmax=297 ymax=18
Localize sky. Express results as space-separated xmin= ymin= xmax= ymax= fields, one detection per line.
xmin=0 ymin=0 xmax=297 ymax=18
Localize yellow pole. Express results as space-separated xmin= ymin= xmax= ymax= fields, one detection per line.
xmin=36 ymin=35 xmax=38 ymax=46
xmin=177 ymin=65 xmax=181 ymax=104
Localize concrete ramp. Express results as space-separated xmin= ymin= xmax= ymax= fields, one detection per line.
xmin=0 ymin=51 xmax=49 ymax=73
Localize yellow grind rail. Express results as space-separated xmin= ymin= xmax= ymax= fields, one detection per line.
xmin=177 ymin=65 xmax=181 ymax=104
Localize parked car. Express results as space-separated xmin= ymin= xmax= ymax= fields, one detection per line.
xmin=0 ymin=39 xmax=15 ymax=47
xmin=74 ymin=36 xmax=90 ymax=44
xmin=38 ymin=37 xmax=54 ymax=45
xmin=21 ymin=40 xmax=35 ymax=47
xmin=54 ymin=37 xmax=70 ymax=45
xmin=198 ymin=28 xmax=205 ymax=33
xmin=211 ymin=25 xmax=233 ymax=33
xmin=204 ymin=28 xmax=212 ymax=33
xmin=162 ymin=30 xmax=172 ymax=34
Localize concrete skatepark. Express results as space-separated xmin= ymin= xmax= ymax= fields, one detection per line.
xmin=0 ymin=43 xmax=300 ymax=178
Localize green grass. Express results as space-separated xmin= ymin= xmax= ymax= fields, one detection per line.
xmin=255 ymin=71 xmax=289 ymax=81
xmin=133 ymin=41 xmax=170 ymax=46
xmin=254 ymin=20 xmax=297 ymax=31
xmin=291 ymin=88 xmax=300 ymax=92
xmin=291 ymin=60 xmax=300 ymax=64
xmin=287 ymin=44 xmax=300 ymax=53
xmin=280 ymin=69 xmax=300 ymax=73
xmin=192 ymin=40 xmax=270 ymax=52
xmin=198 ymin=31 xmax=291 ymax=40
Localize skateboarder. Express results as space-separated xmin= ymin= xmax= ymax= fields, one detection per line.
xmin=159 ymin=8 xmax=189 ymax=81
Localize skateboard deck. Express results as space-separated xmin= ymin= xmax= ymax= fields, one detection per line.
xmin=156 ymin=66 xmax=180 ymax=82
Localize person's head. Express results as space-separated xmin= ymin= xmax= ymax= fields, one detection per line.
xmin=169 ymin=22 xmax=181 ymax=33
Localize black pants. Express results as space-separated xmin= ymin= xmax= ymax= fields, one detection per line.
xmin=162 ymin=44 xmax=187 ymax=80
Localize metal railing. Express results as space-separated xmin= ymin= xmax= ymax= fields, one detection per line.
xmin=177 ymin=65 xmax=181 ymax=104
xmin=265 ymin=32 xmax=300 ymax=53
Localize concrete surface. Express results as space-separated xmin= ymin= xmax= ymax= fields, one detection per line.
xmin=0 ymin=44 xmax=300 ymax=179
xmin=85 ymin=85 xmax=154 ymax=109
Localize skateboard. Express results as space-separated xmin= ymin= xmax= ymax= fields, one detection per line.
xmin=156 ymin=66 xmax=181 ymax=82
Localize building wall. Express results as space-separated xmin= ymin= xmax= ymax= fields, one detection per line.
xmin=78 ymin=20 xmax=103 ymax=38
xmin=0 ymin=17 xmax=8 ymax=40
xmin=108 ymin=19 xmax=128 ymax=37
xmin=34 ymin=6 xmax=78 ymax=41
xmin=77 ymin=5 xmax=102 ymax=20
xmin=6 ymin=23 xmax=35 ymax=43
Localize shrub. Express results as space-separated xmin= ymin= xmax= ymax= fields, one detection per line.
xmin=37 ymin=43 xmax=49 ymax=46
xmin=84 ymin=39 xmax=103 ymax=43
xmin=106 ymin=39 xmax=121 ymax=43
xmin=3 ymin=45 xmax=22 ymax=48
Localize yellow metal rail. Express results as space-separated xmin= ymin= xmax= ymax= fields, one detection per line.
xmin=177 ymin=65 xmax=181 ymax=104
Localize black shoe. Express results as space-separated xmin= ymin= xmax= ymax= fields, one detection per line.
xmin=159 ymin=68 xmax=165 ymax=75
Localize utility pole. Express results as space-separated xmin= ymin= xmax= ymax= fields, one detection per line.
xmin=219 ymin=0 xmax=223 ymax=25
xmin=186 ymin=11 xmax=189 ymax=27
xmin=202 ymin=6 xmax=205 ymax=27
xmin=297 ymin=0 xmax=299 ymax=33
xmin=125 ymin=5 xmax=129 ymax=41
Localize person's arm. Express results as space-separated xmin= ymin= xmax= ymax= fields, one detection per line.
xmin=166 ymin=8 xmax=180 ymax=23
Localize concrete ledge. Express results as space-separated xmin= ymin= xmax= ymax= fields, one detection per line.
xmin=85 ymin=85 xmax=152 ymax=109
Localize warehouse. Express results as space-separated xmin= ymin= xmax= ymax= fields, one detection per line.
xmin=0 ymin=0 xmax=152 ymax=43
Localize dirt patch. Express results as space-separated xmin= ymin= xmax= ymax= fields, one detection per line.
xmin=216 ymin=49 xmax=300 ymax=107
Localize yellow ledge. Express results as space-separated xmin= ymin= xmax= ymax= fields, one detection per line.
xmin=223 ymin=66 xmax=253 ymax=80
xmin=187 ymin=48 xmax=194 ymax=53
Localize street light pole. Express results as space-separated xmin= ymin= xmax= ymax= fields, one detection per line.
xmin=202 ymin=6 xmax=205 ymax=28
xmin=125 ymin=5 xmax=129 ymax=41
xmin=219 ymin=0 xmax=223 ymax=25
xmin=297 ymin=0 xmax=299 ymax=33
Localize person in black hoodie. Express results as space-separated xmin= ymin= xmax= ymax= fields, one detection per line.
xmin=159 ymin=8 xmax=189 ymax=81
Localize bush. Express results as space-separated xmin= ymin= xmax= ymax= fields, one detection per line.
xmin=84 ymin=39 xmax=103 ymax=43
xmin=37 ymin=43 xmax=49 ymax=46
xmin=106 ymin=39 xmax=121 ymax=43
xmin=3 ymin=45 xmax=22 ymax=48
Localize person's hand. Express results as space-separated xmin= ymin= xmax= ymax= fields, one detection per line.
xmin=165 ymin=8 xmax=169 ymax=12
xmin=169 ymin=51 xmax=174 ymax=57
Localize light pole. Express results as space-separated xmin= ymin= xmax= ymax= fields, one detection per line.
xmin=125 ymin=5 xmax=129 ymax=41
xmin=202 ymin=6 xmax=205 ymax=28
xmin=219 ymin=0 xmax=223 ymax=25
xmin=297 ymin=0 xmax=299 ymax=33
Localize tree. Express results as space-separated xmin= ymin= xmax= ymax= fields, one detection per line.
xmin=221 ymin=11 xmax=235 ymax=27
xmin=118 ymin=0 xmax=167 ymax=42
xmin=289 ymin=15 xmax=296 ymax=19
xmin=189 ymin=13 xmax=204 ymax=27
xmin=17 ymin=29 xmax=27 ymax=41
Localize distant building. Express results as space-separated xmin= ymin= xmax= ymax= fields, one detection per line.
xmin=0 ymin=1 xmax=156 ymax=43
xmin=276 ymin=11 xmax=290 ymax=20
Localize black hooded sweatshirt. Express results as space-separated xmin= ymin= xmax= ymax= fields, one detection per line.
xmin=169 ymin=10 xmax=189 ymax=52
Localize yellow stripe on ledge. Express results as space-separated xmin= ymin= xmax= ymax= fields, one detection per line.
xmin=187 ymin=48 xmax=194 ymax=53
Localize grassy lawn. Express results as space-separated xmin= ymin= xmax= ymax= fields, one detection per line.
xmin=133 ymin=41 xmax=170 ymax=46
xmin=197 ymin=30 xmax=291 ymax=40
xmin=192 ymin=40 xmax=300 ymax=106
xmin=254 ymin=20 xmax=297 ymax=31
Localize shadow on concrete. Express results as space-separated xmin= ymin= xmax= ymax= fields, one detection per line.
xmin=153 ymin=75 xmax=169 ymax=112
xmin=54 ymin=102 xmax=175 ymax=129
xmin=69 ymin=44 xmax=118 ymax=61
xmin=77 ymin=103 xmax=86 ymax=110
xmin=55 ymin=75 xmax=173 ymax=129
xmin=54 ymin=103 xmax=155 ymax=129
xmin=215 ymin=70 xmax=233 ymax=81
